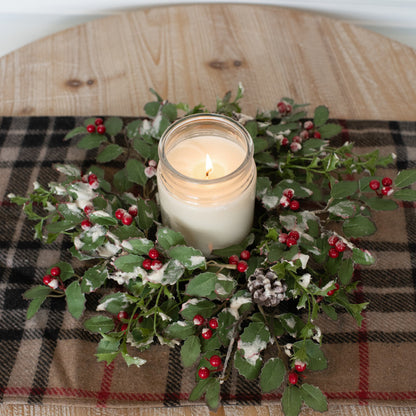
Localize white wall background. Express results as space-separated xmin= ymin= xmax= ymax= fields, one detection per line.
xmin=1 ymin=0 xmax=416 ymax=58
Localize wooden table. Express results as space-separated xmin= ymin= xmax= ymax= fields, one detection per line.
xmin=1 ymin=4 xmax=416 ymax=416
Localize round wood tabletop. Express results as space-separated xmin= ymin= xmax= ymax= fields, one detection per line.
xmin=1 ymin=4 xmax=416 ymax=416
xmin=0 ymin=4 xmax=415 ymax=120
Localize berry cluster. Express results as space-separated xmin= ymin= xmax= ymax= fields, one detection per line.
xmin=142 ymin=248 xmax=163 ymax=271
xmin=228 ymin=249 xmax=250 ymax=272
xmin=279 ymin=120 xmax=322 ymax=153
xmin=42 ymin=266 xmax=62 ymax=290
xmin=277 ymin=100 xmax=292 ymax=116
xmin=288 ymin=360 xmax=307 ymax=385
xmin=116 ymin=311 xmax=143 ymax=332
xmin=86 ymin=118 xmax=106 ymax=135
xmin=280 ymin=188 xmax=300 ymax=211
xmin=369 ymin=176 xmax=394 ymax=197
xmin=115 ymin=205 xmax=138 ymax=226
xmin=279 ymin=229 xmax=300 ymax=248
xmin=327 ymin=235 xmax=347 ymax=259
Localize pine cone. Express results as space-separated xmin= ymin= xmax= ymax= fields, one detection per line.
xmin=247 ymin=268 xmax=287 ymax=307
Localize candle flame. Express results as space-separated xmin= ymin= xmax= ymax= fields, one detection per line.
xmin=205 ymin=154 xmax=213 ymax=177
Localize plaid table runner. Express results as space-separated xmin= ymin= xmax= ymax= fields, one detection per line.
xmin=0 ymin=117 xmax=416 ymax=409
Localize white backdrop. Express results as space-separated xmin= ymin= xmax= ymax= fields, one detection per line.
xmin=1 ymin=0 xmax=416 ymax=57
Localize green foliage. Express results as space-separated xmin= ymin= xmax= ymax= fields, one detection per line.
xmin=12 ymin=85 xmax=416 ymax=416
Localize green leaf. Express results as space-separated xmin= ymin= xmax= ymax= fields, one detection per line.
xmin=300 ymin=384 xmax=328 ymax=412
xmin=81 ymin=266 xmax=108 ymax=293
xmin=126 ymin=159 xmax=148 ymax=187
xmin=256 ymin=176 xmax=272 ymax=198
xmin=278 ymin=180 xmax=313 ymax=198
xmin=136 ymin=198 xmax=157 ymax=230
xmin=26 ymin=296 xmax=48 ymax=319
xmin=66 ymin=281 xmax=85 ymax=319
xmin=113 ymin=254 xmax=143 ymax=273
xmin=104 ymin=117 xmax=123 ymax=136
xmin=123 ymin=238 xmax=154 ymax=255
xmin=343 ymin=215 xmax=376 ymax=238
xmin=205 ymin=378 xmax=221 ymax=410
xmin=144 ymin=101 xmax=161 ymax=117
xmin=97 ymin=292 xmax=134 ymax=314
xmin=313 ymin=105 xmax=329 ymax=127
xmin=168 ymin=246 xmax=206 ymax=270
xmin=338 ymin=258 xmax=354 ymax=284
xmin=260 ymin=358 xmax=286 ymax=393
xmin=50 ymin=262 xmax=74 ymax=282
xmin=180 ymin=335 xmax=201 ymax=367
xmin=240 ymin=321 xmax=270 ymax=344
xmin=24 ymin=285 xmax=52 ymax=300
xmin=321 ymin=304 xmax=338 ymax=320
xmin=211 ymin=233 xmax=254 ymax=258
xmin=150 ymin=259 xmax=184 ymax=285
xmin=83 ymin=315 xmax=115 ymax=333
xmin=317 ymin=123 xmax=342 ymax=139
xmin=394 ymin=189 xmax=416 ymax=201
xmin=395 ymin=169 xmax=416 ymax=188
xmin=122 ymin=351 xmax=147 ymax=368
xmin=157 ymin=227 xmax=186 ymax=250
xmin=217 ymin=310 xmax=237 ymax=345
xmin=246 ymin=120 xmax=258 ymax=138
xmin=234 ymin=349 xmax=262 ymax=380
xmin=54 ymin=164 xmax=82 ymax=177
xmin=126 ymin=119 xmax=142 ymax=139
xmin=113 ymin=168 xmax=134 ymax=192
xmin=89 ymin=211 xmax=118 ymax=226
xmin=165 ymin=321 xmax=196 ymax=340
xmin=96 ymin=144 xmax=124 ymax=163
xmin=95 ymin=352 xmax=119 ymax=365
xmin=77 ymin=133 xmax=107 ymax=150
xmin=352 ymin=248 xmax=375 ymax=265
xmin=161 ymin=103 xmax=178 ymax=121
xmin=364 ymin=197 xmax=398 ymax=210
xmin=181 ymin=299 xmax=216 ymax=321
xmin=328 ymin=200 xmax=357 ymax=219
xmin=281 ymin=385 xmax=302 ymax=416
xmin=189 ymin=378 xmax=211 ymax=401
xmin=46 ymin=220 xmax=78 ymax=233
xmin=64 ymin=126 xmax=87 ymax=140
xmin=293 ymin=339 xmax=327 ymax=371
xmin=186 ymin=272 xmax=217 ymax=297
xmin=330 ymin=181 xmax=358 ymax=199
xmin=133 ymin=138 xmax=157 ymax=160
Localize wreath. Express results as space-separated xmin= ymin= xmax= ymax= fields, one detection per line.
xmin=10 ymin=85 xmax=416 ymax=415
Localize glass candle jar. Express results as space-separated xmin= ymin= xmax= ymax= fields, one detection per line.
xmin=157 ymin=113 xmax=257 ymax=256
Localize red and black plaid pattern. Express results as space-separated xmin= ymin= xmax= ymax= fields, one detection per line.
xmin=0 ymin=117 xmax=416 ymax=408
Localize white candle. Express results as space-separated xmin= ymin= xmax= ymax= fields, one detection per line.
xmin=157 ymin=114 xmax=256 ymax=256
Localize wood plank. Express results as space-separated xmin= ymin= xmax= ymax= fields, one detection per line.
xmin=0 ymin=5 xmax=415 ymax=119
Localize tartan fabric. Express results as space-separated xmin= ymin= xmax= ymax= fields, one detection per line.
xmin=0 ymin=117 xmax=416 ymax=408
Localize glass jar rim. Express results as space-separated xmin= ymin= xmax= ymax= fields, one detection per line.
xmin=158 ymin=113 xmax=254 ymax=185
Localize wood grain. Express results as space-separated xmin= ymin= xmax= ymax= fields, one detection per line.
xmin=1 ymin=4 xmax=416 ymax=416
xmin=0 ymin=4 xmax=415 ymax=119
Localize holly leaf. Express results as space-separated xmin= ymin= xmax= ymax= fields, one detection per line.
xmin=343 ymin=215 xmax=376 ymax=238
xmin=113 ymin=254 xmax=144 ymax=273
xmin=157 ymin=227 xmax=186 ymax=250
xmin=234 ymin=349 xmax=262 ymax=380
xmin=104 ymin=117 xmax=123 ymax=136
xmin=330 ymin=181 xmax=358 ymax=199
xmin=168 ymin=246 xmax=206 ymax=270
xmin=89 ymin=211 xmax=118 ymax=226
xmin=121 ymin=351 xmax=146 ymax=368
xmin=395 ymin=169 xmax=416 ymax=188
xmin=81 ymin=266 xmax=108 ymax=293
xmin=180 ymin=299 xmax=216 ymax=321
xmin=317 ymin=123 xmax=342 ymax=139
xmin=66 ymin=281 xmax=85 ymax=319
xmin=328 ymin=200 xmax=357 ymax=218
xmin=64 ymin=126 xmax=87 ymax=140
xmin=352 ymin=248 xmax=375 ymax=266
xmin=126 ymin=158 xmax=148 ymax=187
xmin=205 ymin=378 xmax=221 ymax=410
xmin=97 ymin=292 xmax=134 ymax=314
xmin=180 ymin=335 xmax=201 ymax=367
xmin=189 ymin=378 xmax=211 ymax=401
xmin=338 ymin=258 xmax=354 ymax=284
xmin=49 ymin=262 xmax=74 ymax=282
xmin=165 ymin=321 xmax=196 ymax=340
xmin=293 ymin=339 xmax=327 ymax=371
xmin=260 ymin=358 xmax=286 ymax=393
xmin=282 ymin=385 xmax=302 ymax=416
xmin=393 ymin=189 xmax=416 ymax=201
xmin=364 ymin=197 xmax=398 ymax=210
xmin=186 ymin=272 xmax=217 ymax=297
xmin=77 ymin=133 xmax=107 ymax=150
xmin=96 ymin=144 xmax=124 ymax=163
xmin=123 ymin=238 xmax=154 ymax=255
xmin=300 ymin=383 xmax=328 ymax=412
xmin=83 ymin=315 xmax=115 ymax=333
xmin=313 ymin=105 xmax=329 ymax=127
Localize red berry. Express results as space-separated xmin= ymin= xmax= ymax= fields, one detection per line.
xmin=117 ymin=311 xmax=128 ymax=320
xmin=288 ymin=230 xmax=300 ymax=241
xmin=240 ymin=250 xmax=250 ymax=260
xmin=294 ymin=361 xmax=307 ymax=373
xmin=96 ymin=125 xmax=106 ymax=134
xmin=335 ymin=240 xmax=346 ymax=252
xmin=88 ymin=174 xmax=98 ymax=185
xmin=120 ymin=323 xmax=128 ymax=331
xmin=201 ymin=328 xmax=213 ymax=340
xmin=283 ymin=188 xmax=294 ymax=199
xmin=288 ymin=372 xmax=298 ymax=385
xmin=142 ymin=258 xmax=152 ymax=270
xmin=198 ymin=367 xmax=210 ymax=379
xmin=83 ymin=204 xmax=93 ymax=215
xmin=228 ymin=254 xmax=239 ymax=265
xmin=327 ymin=289 xmax=336 ymax=296
xmin=281 ymin=137 xmax=289 ymax=146
xmin=43 ymin=274 xmax=52 ymax=285
xmin=209 ymin=355 xmax=222 ymax=367
xmin=290 ymin=200 xmax=300 ymax=211
xmin=304 ymin=120 xmax=314 ymax=130
xmin=50 ymin=266 xmax=61 ymax=277
xmin=122 ymin=213 xmax=133 ymax=225
xmin=115 ymin=208 xmax=125 ymax=220
xmin=285 ymin=104 xmax=292 ymax=114
xmin=86 ymin=124 xmax=95 ymax=133
xmin=286 ymin=236 xmax=297 ymax=247
xmin=128 ymin=205 xmax=138 ymax=217
xmin=300 ymin=130 xmax=309 ymax=139
xmin=151 ymin=259 xmax=163 ymax=271
xmin=313 ymin=131 xmax=322 ymax=139
xmin=148 ymin=248 xmax=160 ymax=260
xmin=290 ymin=142 xmax=301 ymax=153
xmin=369 ymin=179 xmax=380 ymax=190
xmin=328 ymin=248 xmax=339 ymax=258
xmin=208 ymin=318 xmax=218 ymax=329
xmin=328 ymin=235 xmax=339 ymax=246
xmin=193 ymin=314 xmax=204 ymax=326
xmin=237 ymin=261 xmax=248 ymax=273
xmin=94 ymin=118 xmax=103 ymax=126
xmin=292 ymin=135 xmax=302 ymax=144
xmin=382 ymin=177 xmax=393 ymax=187
xmin=382 ymin=186 xmax=393 ymax=196
xmin=81 ymin=219 xmax=92 ymax=230
xmin=277 ymin=101 xmax=287 ymax=114
xmin=334 ymin=283 xmax=340 ymax=291
xmin=279 ymin=233 xmax=288 ymax=244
